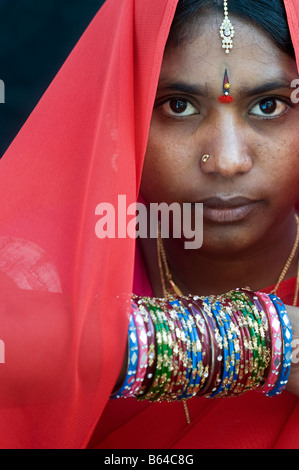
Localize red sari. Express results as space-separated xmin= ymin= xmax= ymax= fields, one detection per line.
xmin=88 ymin=247 xmax=299 ymax=449
xmin=0 ymin=0 xmax=298 ymax=449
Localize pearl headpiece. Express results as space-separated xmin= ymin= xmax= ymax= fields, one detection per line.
xmin=220 ymin=0 xmax=234 ymax=53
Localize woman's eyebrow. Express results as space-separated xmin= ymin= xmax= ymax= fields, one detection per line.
xmin=156 ymin=78 xmax=293 ymax=98
xmin=240 ymin=80 xmax=294 ymax=97
xmin=156 ymin=80 xmax=208 ymax=96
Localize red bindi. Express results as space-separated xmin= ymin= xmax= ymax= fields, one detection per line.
xmin=218 ymin=69 xmax=233 ymax=103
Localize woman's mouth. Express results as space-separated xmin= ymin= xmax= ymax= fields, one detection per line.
xmin=202 ymin=197 xmax=260 ymax=223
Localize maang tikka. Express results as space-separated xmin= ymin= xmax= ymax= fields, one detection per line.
xmin=220 ymin=0 xmax=234 ymax=54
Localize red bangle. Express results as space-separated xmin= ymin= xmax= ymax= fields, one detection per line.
xmin=191 ymin=297 xmax=223 ymax=397
xmin=255 ymin=292 xmax=283 ymax=394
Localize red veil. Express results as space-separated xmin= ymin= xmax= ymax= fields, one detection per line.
xmin=0 ymin=0 xmax=298 ymax=449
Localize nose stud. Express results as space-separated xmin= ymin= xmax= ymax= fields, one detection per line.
xmin=202 ymin=154 xmax=210 ymax=163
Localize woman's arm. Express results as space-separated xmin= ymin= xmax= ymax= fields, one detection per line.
xmin=0 ymin=271 xmax=111 ymax=407
xmin=113 ymin=301 xmax=299 ymax=399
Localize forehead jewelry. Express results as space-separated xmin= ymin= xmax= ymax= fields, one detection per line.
xmin=220 ymin=0 xmax=234 ymax=54
xmin=219 ymin=69 xmax=233 ymax=103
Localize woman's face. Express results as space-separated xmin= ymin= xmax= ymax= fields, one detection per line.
xmin=140 ymin=13 xmax=299 ymax=254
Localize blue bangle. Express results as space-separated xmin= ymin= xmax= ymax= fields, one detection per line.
xmin=214 ymin=299 xmax=239 ymax=395
xmin=177 ymin=299 xmax=203 ymax=399
xmin=267 ymin=295 xmax=293 ymax=397
xmin=110 ymin=313 xmax=139 ymax=399
xmin=169 ymin=299 xmax=194 ymax=399
xmin=218 ymin=300 xmax=240 ymax=393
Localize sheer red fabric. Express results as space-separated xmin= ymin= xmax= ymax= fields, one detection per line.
xmin=0 ymin=0 xmax=178 ymax=448
xmin=88 ymin=266 xmax=299 ymax=449
xmin=0 ymin=0 xmax=298 ymax=449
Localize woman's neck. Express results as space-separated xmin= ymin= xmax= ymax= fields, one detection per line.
xmin=139 ymin=212 xmax=299 ymax=297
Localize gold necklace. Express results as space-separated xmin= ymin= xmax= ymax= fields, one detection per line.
xmin=157 ymin=225 xmax=183 ymax=297
xmin=270 ymin=214 xmax=299 ymax=306
xmin=157 ymin=222 xmax=190 ymax=424
xmin=158 ymin=215 xmax=299 ymax=306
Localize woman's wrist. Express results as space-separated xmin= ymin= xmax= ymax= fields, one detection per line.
xmin=112 ymin=290 xmax=294 ymax=400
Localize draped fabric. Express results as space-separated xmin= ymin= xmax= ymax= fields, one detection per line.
xmin=0 ymin=0 xmax=178 ymax=448
xmin=88 ymin=268 xmax=299 ymax=449
xmin=0 ymin=0 xmax=298 ymax=449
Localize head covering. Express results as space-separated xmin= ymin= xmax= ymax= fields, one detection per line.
xmin=0 ymin=0 xmax=298 ymax=449
xmin=0 ymin=0 xmax=178 ymax=448
xmin=285 ymin=0 xmax=299 ymax=67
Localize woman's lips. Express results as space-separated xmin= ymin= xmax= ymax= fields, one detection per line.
xmin=202 ymin=197 xmax=260 ymax=223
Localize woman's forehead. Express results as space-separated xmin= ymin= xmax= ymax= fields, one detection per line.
xmin=160 ymin=14 xmax=298 ymax=96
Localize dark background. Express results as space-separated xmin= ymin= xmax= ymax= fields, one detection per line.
xmin=0 ymin=0 xmax=106 ymax=157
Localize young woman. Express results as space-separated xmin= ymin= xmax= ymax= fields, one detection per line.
xmin=0 ymin=0 xmax=299 ymax=449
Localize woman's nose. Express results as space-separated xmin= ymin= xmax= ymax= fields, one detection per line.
xmin=200 ymin=115 xmax=253 ymax=178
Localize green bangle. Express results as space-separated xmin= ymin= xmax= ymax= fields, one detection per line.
xmin=145 ymin=303 xmax=164 ymax=400
xmin=234 ymin=291 xmax=266 ymax=386
xmin=142 ymin=303 xmax=170 ymax=401
xmin=150 ymin=302 xmax=173 ymax=401
xmin=240 ymin=292 xmax=267 ymax=380
xmin=160 ymin=298 xmax=186 ymax=401
xmin=228 ymin=292 xmax=260 ymax=387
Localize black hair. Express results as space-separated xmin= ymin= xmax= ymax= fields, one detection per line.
xmin=167 ymin=0 xmax=295 ymax=58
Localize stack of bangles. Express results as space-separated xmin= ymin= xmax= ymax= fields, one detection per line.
xmin=110 ymin=289 xmax=293 ymax=401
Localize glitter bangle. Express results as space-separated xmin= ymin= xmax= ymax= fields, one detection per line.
xmin=240 ymin=288 xmax=270 ymax=382
xmin=193 ymin=297 xmax=223 ymax=396
xmin=220 ymin=295 xmax=243 ymax=395
xmin=150 ymin=302 xmax=173 ymax=401
xmin=267 ymin=294 xmax=292 ymax=396
xmin=187 ymin=297 xmax=211 ymax=395
xmin=203 ymin=296 xmax=230 ymax=398
xmin=225 ymin=293 xmax=255 ymax=392
xmin=169 ymin=299 xmax=194 ymax=399
xmin=255 ymin=292 xmax=283 ymax=395
xmin=158 ymin=298 xmax=180 ymax=399
xmin=142 ymin=303 xmax=166 ymax=400
xmin=213 ymin=297 xmax=238 ymax=396
xmin=110 ymin=312 xmax=138 ymax=398
xmin=163 ymin=299 xmax=186 ymax=401
xmin=135 ymin=300 xmax=157 ymax=399
xmin=228 ymin=291 xmax=260 ymax=388
xmin=128 ymin=303 xmax=149 ymax=397
xmin=236 ymin=290 xmax=267 ymax=386
xmin=179 ymin=298 xmax=204 ymax=398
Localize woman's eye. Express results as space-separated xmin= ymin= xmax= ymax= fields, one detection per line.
xmin=159 ymin=98 xmax=199 ymax=117
xmin=249 ymin=97 xmax=288 ymax=118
